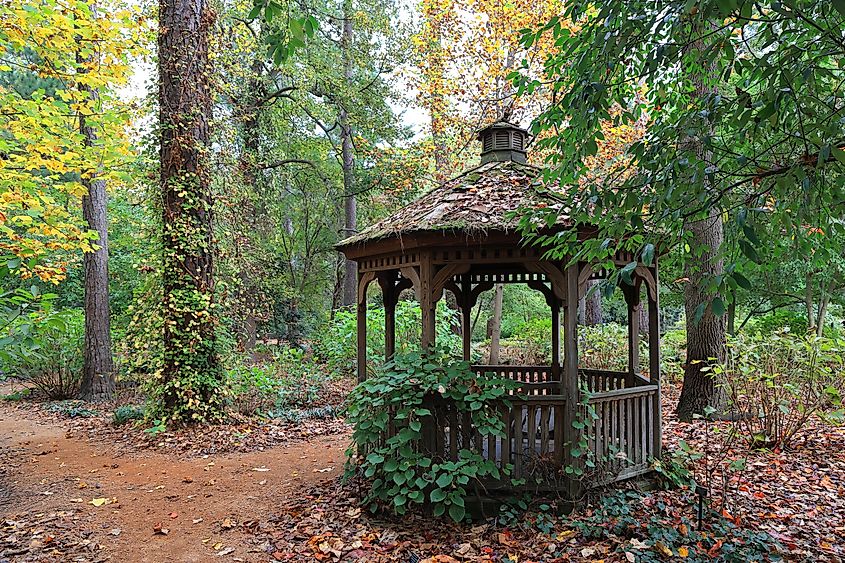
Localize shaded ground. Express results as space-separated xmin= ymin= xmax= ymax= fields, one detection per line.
xmin=2 ymin=380 xmax=843 ymax=562
xmin=0 ymin=401 xmax=348 ymax=562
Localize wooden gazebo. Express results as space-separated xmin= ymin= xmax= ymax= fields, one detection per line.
xmin=337 ymin=122 xmax=662 ymax=488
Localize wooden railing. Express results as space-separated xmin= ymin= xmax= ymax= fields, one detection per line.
xmin=587 ymin=384 xmax=659 ymax=481
xmin=471 ymin=365 xmax=559 ymax=395
xmin=579 ymin=368 xmax=628 ymax=392
xmin=414 ymin=366 xmax=659 ymax=489
xmin=427 ymin=394 xmax=566 ymax=484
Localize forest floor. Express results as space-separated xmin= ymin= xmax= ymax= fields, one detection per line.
xmin=1 ymin=380 xmax=843 ymax=562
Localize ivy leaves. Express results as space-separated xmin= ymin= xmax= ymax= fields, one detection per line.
xmin=345 ymin=350 xmax=518 ymax=522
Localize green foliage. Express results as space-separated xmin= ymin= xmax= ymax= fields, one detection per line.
xmin=578 ymin=323 xmax=632 ymax=371
xmin=112 ymin=404 xmax=146 ymax=425
xmin=506 ymin=317 xmax=552 ymax=364
xmin=46 ymin=400 xmax=98 ymax=418
xmin=315 ymin=301 xmax=460 ymax=376
xmin=724 ymin=332 xmax=845 ymax=449
xmin=652 ymin=440 xmax=700 ymax=490
xmin=0 ymin=307 xmax=83 ymax=399
xmin=571 ymin=490 xmax=781 ymax=562
xmin=515 ymin=1 xmax=845 ymax=309
xmin=345 ymin=349 xmax=519 ymax=521
xmin=227 ymin=364 xmax=280 ymax=416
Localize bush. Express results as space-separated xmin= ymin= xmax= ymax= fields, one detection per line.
xmin=345 ymin=349 xmax=518 ymax=521
xmin=113 ymin=404 xmax=145 ymax=425
xmin=507 ymin=317 xmax=552 ymax=364
xmin=0 ymin=308 xmax=83 ymax=399
xmin=226 ymin=363 xmax=281 ymax=416
xmin=724 ymin=332 xmax=845 ymax=449
xmin=578 ymin=323 xmax=631 ymax=371
xmin=315 ymin=301 xmax=460 ymax=377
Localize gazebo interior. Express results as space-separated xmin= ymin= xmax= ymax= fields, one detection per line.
xmin=338 ymin=122 xmax=662 ymax=489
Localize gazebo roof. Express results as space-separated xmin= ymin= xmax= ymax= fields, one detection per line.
xmin=336 ymin=159 xmax=571 ymax=251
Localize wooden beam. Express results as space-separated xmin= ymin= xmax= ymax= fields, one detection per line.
xmin=525 ymin=261 xmax=566 ymax=300
xmin=551 ymin=295 xmax=561 ymax=379
xmin=399 ymin=266 xmax=421 ymax=299
xmin=357 ymin=269 xmax=375 ymax=383
xmin=621 ymin=282 xmax=641 ymax=388
xmin=648 ymin=261 xmax=662 ymax=458
xmin=378 ymin=273 xmax=397 ymax=361
xmin=562 ymin=263 xmax=581 ymax=494
xmin=526 ymin=279 xmax=555 ymax=307
xmin=432 ymin=263 xmax=470 ymax=296
xmin=419 ymin=252 xmax=435 ymax=350
xmin=461 ymin=279 xmax=472 ymax=361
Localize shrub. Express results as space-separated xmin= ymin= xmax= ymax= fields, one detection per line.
xmin=315 ymin=301 xmax=460 ymax=377
xmin=345 ymin=349 xmax=519 ymax=521
xmin=226 ymin=363 xmax=280 ymax=416
xmin=507 ymin=317 xmax=552 ymax=364
xmin=46 ymin=400 xmax=98 ymax=418
xmin=578 ymin=323 xmax=630 ymax=371
xmin=113 ymin=404 xmax=145 ymax=425
xmin=724 ymin=332 xmax=845 ymax=449
xmin=1 ymin=308 xmax=83 ymax=399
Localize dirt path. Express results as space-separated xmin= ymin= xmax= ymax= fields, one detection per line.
xmin=0 ymin=404 xmax=348 ymax=562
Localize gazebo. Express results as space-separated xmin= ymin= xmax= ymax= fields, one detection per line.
xmin=337 ymin=122 xmax=662 ymax=488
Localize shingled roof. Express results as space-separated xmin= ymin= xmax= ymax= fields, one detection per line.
xmin=336 ymin=159 xmax=571 ymax=250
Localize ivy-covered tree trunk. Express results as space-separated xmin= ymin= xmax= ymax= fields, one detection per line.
xmin=78 ymin=9 xmax=114 ymax=400
xmin=158 ymin=0 xmax=223 ymax=421
xmin=676 ymin=25 xmax=726 ymax=421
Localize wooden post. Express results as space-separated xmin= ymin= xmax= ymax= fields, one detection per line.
xmin=551 ymin=295 xmax=561 ymax=381
xmin=625 ymin=284 xmax=641 ymax=387
xmin=357 ymin=276 xmax=368 ymax=383
xmin=419 ymin=252 xmax=435 ymax=350
xmin=562 ymin=263 xmax=581 ymax=496
xmin=647 ymin=265 xmax=662 ymax=457
xmin=461 ymin=279 xmax=472 ymax=361
xmin=384 ymin=283 xmax=396 ymax=361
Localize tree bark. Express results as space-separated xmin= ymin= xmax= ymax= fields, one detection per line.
xmin=159 ymin=0 xmax=221 ymax=416
xmin=77 ymin=2 xmax=114 ymax=401
xmin=488 ymin=283 xmax=503 ymax=364
xmin=339 ymin=0 xmax=357 ymax=308
xmin=677 ymin=208 xmax=727 ymax=421
xmin=676 ymin=24 xmax=727 ymax=422
xmin=582 ymin=280 xmax=602 ymax=326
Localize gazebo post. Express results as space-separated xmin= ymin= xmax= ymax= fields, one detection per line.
xmin=357 ymin=274 xmax=368 ymax=383
xmin=419 ymin=252 xmax=436 ymax=350
xmin=647 ymin=265 xmax=662 ymax=456
xmin=378 ymin=273 xmax=397 ymax=361
xmin=562 ymin=263 xmax=581 ymax=491
xmin=624 ymin=283 xmax=641 ymax=387
xmin=551 ymin=295 xmax=561 ymax=380
xmin=460 ymin=279 xmax=472 ymax=361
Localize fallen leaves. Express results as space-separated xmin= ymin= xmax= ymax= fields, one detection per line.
xmin=88 ymin=497 xmax=115 ymax=507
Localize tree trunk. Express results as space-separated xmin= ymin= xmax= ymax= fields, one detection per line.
xmin=159 ymin=0 xmax=222 ymax=418
xmin=583 ymin=281 xmax=602 ymax=326
xmin=676 ymin=24 xmax=727 ymax=422
xmin=638 ymin=302 xmax=649 ymax=336
xmin=339 ymin=0 xmax=357 ymax=308
xmin=677 ymin=207 xmax=727 ymax=421
xmin=488 ymin=284 xmax=503 ymax=364
xmin=77 ymin=2 xmax=114 ymax=401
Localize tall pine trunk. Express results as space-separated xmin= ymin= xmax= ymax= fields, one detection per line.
xmin=158 ymin=0 xmax=222 ymax=420
xmin=339 ymin=0 xmax=357 ymax=308
xmin=676 ymin=24 xmax=726 ymax=421
xmin=77 ymin=2 xmax=114 ymax=401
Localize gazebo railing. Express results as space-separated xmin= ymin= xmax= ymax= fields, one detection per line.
xmin=419 ymin=380 xmax=659 ymax=487
xmin=586 ymin=384 xmax=659 ymax=481
xmin=470 ymin=365 xmax=640 ymax=394
xmin=470 ymin=365 xmax=558 ymax=395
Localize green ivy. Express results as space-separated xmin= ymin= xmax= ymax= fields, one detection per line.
xmin=345 ymin=348 xmax=520 ymax=521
